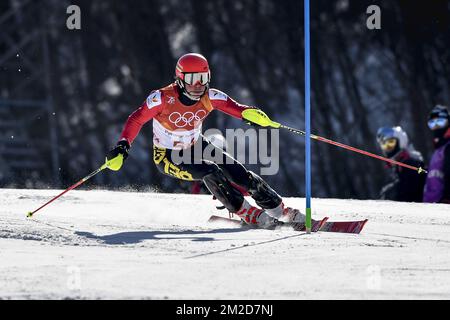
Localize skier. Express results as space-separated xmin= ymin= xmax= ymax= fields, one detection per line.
xmin=376 ymin=126 xmax=426 ymax=202
xmin=423 ymin=105 xmax=450 ymax=203
xmin=105 ymin=53 xmax=306 ymax=228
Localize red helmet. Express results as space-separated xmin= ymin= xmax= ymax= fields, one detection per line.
xmin=175 ymin=53 xmax=211 ymax=100
xmin=175 ymin=53 xmax=210 ymax=82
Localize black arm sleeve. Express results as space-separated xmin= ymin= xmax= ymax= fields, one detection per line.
xmin=396 ymin=159 xmax=426 ymax=202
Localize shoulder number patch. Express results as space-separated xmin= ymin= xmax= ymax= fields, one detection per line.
xmin=146 ymin=91 xmax=162 ymax=109
xmin=209 ymin=89 xmax=228 ymax=101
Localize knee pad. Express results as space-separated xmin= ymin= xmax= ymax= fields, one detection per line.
xmin=203 ymin=168 xmax=244 ymax=213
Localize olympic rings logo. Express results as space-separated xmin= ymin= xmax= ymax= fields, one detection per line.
xmin=168 ymin=110 xmax=207 ymax=128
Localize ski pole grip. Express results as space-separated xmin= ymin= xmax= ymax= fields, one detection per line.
xmin=417 ymin=167 xmax=427 ymax=174
xmin=105 ymin=154 xmax=124 ymax=171
xmin=242 ymin=109 xmax=281 ymax=128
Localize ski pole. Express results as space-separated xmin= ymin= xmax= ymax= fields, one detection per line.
xmin=241 ymin=109 xmax=427 ymax=175
xmin=26 ymin=162 xmax=109 ymax=218
xmin=278 ymin=124 xmax=427 ymax=174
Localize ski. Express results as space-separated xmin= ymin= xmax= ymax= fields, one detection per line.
xmin=319 ymin=219 xmax=368 ymax=234
xmin=208 ymin=215 xmax=368 ymax=234
xmin=207 ymin=215 xmax=329 ymax=232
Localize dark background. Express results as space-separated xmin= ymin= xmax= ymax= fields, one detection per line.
xmin=0 ymin=0 xmax=449 ymax=199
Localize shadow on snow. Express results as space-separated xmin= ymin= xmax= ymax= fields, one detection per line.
xmin=75 ymin=228 xmax=247 ymax=245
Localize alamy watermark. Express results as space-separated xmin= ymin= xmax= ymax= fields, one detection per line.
xmin=66 ymin=5 xmax=81 ymax=30
xmin=366 ymin=265 xmax=382 ymax=290
xmin=169 ymin=128 xmax=280 ymax=176
xmin=67 ymin=266 xmax=81 ymax=291
xmin=366 ymin=5 xmax=381 ymax=30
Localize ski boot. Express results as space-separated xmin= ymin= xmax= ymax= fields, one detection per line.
xmin=265 ymin=202 xmax=305 ymax=223
xmin=234 ymin=199 xmax=280 ymax=229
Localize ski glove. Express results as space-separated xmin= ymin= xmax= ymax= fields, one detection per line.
xmin=106 ymin=140 xmax=130 ymax=171
xmin=242 ymin=109 xmax=281 ymax=128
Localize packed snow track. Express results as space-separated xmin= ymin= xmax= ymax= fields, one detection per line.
xmin=1 ymin=189 xmax=449 ymax=299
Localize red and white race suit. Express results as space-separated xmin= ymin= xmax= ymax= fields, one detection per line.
xmin=120 ymin=83 xmax=253 ymax=149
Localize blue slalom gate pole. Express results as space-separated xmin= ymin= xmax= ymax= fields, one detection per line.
xmin=304 ymin=0 xmax=312 ymax=233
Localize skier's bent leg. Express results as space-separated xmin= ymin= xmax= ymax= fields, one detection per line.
xmin=214 ymin=145 xmax=306 ymax=223
xmin=246 ymin=171 xmax=281 ymax=209
xmin=153 ymin=144 xmax=299 ymax=227
xmin=246 ymin=171 xmax=306 ymax=223
xmin=202 ymin=166 xmax=278 ymax=228
xmin=202 ymin=166 xmax=244 ymax=213
xmin=211 ymin=144 xmax=282 ymax=209
xmin=153 ymin=145 xmax=245 ymax=213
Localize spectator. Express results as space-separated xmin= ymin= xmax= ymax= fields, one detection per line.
xmin=376 ymin=126 xmax=426 ymax=202
xmin=423 ymin=105 xmax=450 ymax=203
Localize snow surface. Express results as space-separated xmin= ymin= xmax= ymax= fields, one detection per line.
xmin=1 ymin=188 xmax=450 ymax=299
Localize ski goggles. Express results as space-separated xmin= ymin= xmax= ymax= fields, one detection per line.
xmin=183 ymin=72 xmax=210 ymax=85
xmin=379 ymin=138 xmax=397 ymax=151
xmin=427 ymin=117 xmax=448 ymax=130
